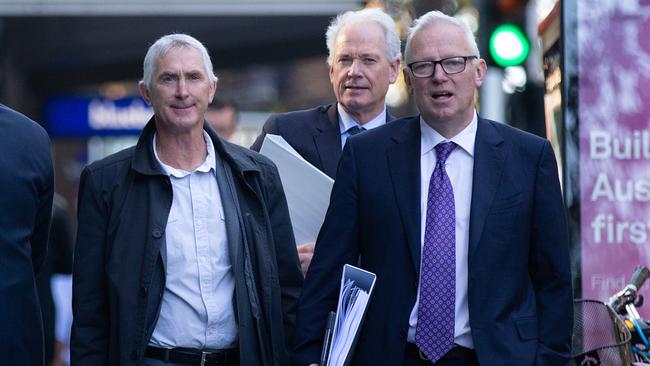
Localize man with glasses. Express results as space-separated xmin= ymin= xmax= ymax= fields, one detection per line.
xmin=293 ymin=10 xmax=572 ymax=366
xmin=251 ymin=8 xmax=401 ymax=276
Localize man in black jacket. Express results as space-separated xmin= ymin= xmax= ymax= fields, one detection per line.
xmin=71 ymin=33 xmax=303 ymax=366
xmin=0 ymin=104 xmax=54 ymax=366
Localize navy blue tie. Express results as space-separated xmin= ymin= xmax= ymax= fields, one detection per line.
xmin=346 ymin=125 xmax=365 ymax=136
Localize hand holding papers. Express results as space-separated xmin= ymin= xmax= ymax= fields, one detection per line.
xmin=259 ymin=134 xmax=334 ymax=245
xmin=324 ymin=265 xmax=377 ymax=366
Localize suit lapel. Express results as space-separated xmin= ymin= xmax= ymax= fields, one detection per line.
xmin=468 ymin=118 xmax=506 ymax=258
xmin=387 ymin=117 xmax=422 ymax=274
xmin=313 ymin=105 xmax=342 ymax=179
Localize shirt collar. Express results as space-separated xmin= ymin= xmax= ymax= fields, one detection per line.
xmin=153 ymin=131 xmax=216 ymax=178
xmin=337 ymin=103 xmax=387 ymax=135
xmin=420 ymin=111 xmax=478 ymax=157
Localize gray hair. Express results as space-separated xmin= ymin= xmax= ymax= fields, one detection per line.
xmin=325 ymin=8 xmax=401 ymax=66
xmin=141 ymin=33 xmax=218 ymax=90
xmin=404 ymin=10 xmax=479 ymax=63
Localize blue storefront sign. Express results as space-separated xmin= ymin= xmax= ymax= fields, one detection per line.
xmin=46 ymin=96 xmax=153 ymax=137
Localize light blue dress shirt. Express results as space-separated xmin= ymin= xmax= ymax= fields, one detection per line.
xmin=337 ymin=103 xmax=387 ymax=148
xmin=149 ymin=132 xmax=237 ymax=349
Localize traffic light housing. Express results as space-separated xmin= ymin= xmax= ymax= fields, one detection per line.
xmin=480 ymin=0 xmax=530 ymax=67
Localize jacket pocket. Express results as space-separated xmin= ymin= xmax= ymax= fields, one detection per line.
xmin=514 ymin=316 xmax=538 ymax=341
xmin=489 ymin=192 xmax=522 ymax=214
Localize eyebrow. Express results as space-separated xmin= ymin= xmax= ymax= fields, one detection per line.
xmin=157 ymin=69 xmax=205 ymax=77
xmin=337 ymin=52 xmax=382 ymax=58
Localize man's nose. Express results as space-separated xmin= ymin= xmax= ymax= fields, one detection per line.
xmin=175 ymin=78 xmax=189 ymax=97
xmin=347 ymin=59 xmax=362 ymax=76
xmin=431 ymin=62 xmax=448 ymax=81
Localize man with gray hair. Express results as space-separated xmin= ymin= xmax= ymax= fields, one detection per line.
xmin=251 ymin=7 xmax=401 ymax=275
xmin=72 ymin=33 xmax=303 ymax=366
xmin=293 ymin=10 xmax=572 ymax=366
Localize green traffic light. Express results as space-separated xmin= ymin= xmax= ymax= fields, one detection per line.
xmin=489 ymin=24 xmax=530 ymax=67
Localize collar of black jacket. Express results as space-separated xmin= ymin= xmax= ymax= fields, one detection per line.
xmin=131 ymin=116 xmax=261 ymax=176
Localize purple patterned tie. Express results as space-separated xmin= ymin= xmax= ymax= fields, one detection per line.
xmin=416 ymin=141 xmax=457 ymax=363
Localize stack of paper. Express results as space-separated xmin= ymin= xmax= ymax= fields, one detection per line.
xmin=259 ymin=134 xmax=334 ymax=245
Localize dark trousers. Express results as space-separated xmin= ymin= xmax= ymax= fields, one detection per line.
xmin=403 ymin=343 xmax=479 ymax=366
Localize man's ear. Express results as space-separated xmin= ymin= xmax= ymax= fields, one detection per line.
xmin=209 ymin=80 xmax=217 ymax=102
xmin=403 ymin=68 xmax=414 ymax=95
xmin=388 ymin=59 xmax=401 ymax=84
xmin=138 ymin=81 xmax=151 ymax=105
xmin=474 ymin=58 xmax=487 ymax=88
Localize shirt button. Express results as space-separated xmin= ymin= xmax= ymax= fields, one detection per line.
xmin=399 ymin=330 xmax=406 ymax=339
xmin=140 ymin=286 xmax=148 ymax=297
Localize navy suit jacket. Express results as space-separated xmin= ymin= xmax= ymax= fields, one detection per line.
xmin=250 ymin=104 xmax=395 ymax=179
xmin=293 ymin=116 xmax=572 ymax=366
xmin=0 ymin=104 xmax=54 ymax=365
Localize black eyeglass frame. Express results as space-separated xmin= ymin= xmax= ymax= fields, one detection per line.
xmin=407 ymin=56 xmax=478 ymax=78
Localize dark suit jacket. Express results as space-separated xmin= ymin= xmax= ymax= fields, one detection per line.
xmin=0 ymin=104 xmax=54 ymax=366
xmin=72 ymin=119 xmax=303 ymax=365
xmin=250 ymin=104 xmax=395 ymax=179
xmin=293 ymin=116 xmax=573 ymax=366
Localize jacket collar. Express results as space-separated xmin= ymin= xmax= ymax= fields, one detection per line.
xmin=131 ymin=117 xmax=261 ymax=176
xmin=319 ymin=103 xmax=396 ymax=132
xmin=386 ymin=115 xmax=422 ymax=273
xmin=468 ymin=116 xmax=506 ymax=258
xmin=311 ymin=104 xmax=343 ymax=179
xmin=314 ymin=103 xmax=339 ymax=133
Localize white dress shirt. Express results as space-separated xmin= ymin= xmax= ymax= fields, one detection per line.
xmin=150 ymin=131 xmax=237 ymax=349
xmin=337 ymin=103 xmax=387 ymax=148
xmin=408 ymin=112 xmax=478 ymax=349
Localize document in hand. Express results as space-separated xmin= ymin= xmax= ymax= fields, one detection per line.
xmin=259 ymin=134 xmax=334 ymax=245
xmin=326 ymin=264 xmax=377 ymax=366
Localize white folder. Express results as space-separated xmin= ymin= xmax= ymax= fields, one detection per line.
xmin=326 ymin=264 xmax=377 ymax=366
xmin=259 ymin=134 xmax=334 ymax=245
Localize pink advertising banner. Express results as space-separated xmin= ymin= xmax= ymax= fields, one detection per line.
xmin=579 ymin=1 xmax=650 ymax=311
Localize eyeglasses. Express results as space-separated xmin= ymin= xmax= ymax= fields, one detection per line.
xmin=407 ymin=56 xmax=478 ymax=78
